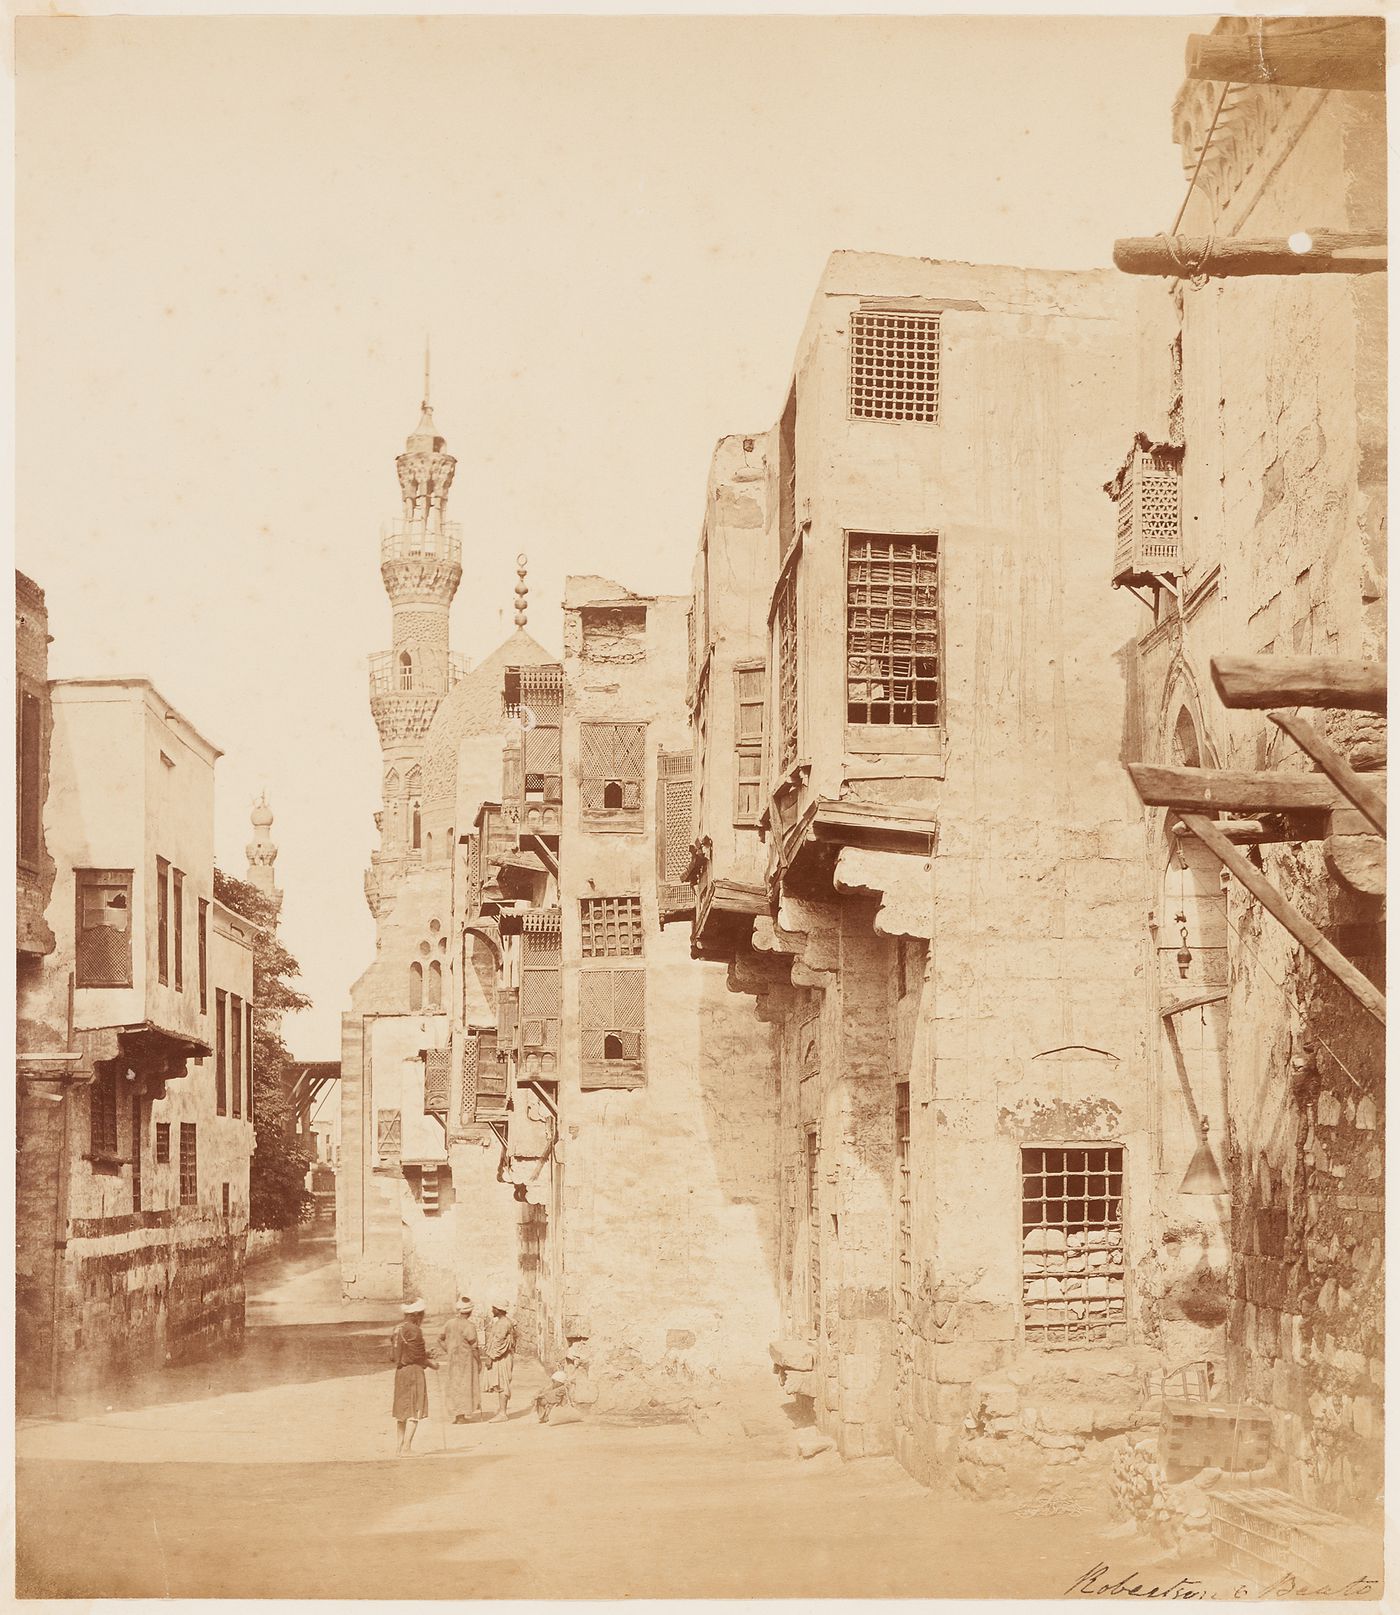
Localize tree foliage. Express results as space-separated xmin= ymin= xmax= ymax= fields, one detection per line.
xmin=214 ymin=869 xmax=314 ymax=1230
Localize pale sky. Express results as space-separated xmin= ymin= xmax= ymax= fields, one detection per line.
xmin=17 ymin=14 xmax=1204 ymax=1055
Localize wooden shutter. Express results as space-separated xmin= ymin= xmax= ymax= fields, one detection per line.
xmin=423 ymin=1047 xmax=451 ymax=1117
xmin=656 ymin=749 xmax=694 ymax=923
xmin=377 ymin=1109 xmax=402 ymax=1159
xmin=521 ymin=910 xmax=561 ymax=1053
xmin=580 ymin=967 xmax=646 ymax=1090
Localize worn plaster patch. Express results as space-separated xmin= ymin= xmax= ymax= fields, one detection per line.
xmin=996 ymin=1095 xmax=1122 ymax=1139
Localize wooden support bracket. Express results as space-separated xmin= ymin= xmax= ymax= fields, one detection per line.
xmin=1269 ymin=711 xmax=1386 ymax=836
xmin=1161 ymin=988 xmax=1229 ymax=1020
xmin=1127 ymin=761 xmax=1367 ymax=814
xmin=1113 ymin=232 xmax=1386 ymax=279
xmin=1211 ymin=654 xmax=1387 ymax=713
xmin=1178 ymin=813 xmax=1385 ymax=1026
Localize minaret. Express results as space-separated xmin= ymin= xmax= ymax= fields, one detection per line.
xmin=367 ymin=356 xmax=463 ymax=893
xmin=244 ymin=793 xmax=282 ymax=910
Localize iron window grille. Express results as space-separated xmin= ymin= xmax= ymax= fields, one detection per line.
xmin=849 ymin=309 xmax=940 ymax=423
xmin=172 ymin=869 xmax=184 ymax=992
xmin=774 ymin=560 xmax=799 ymax=774
xmin=155 ymin=1121 xmax=170 ymax=1164
xmin=74 ymin=869 xmax=133 ymax=988
xmin=580 ymin=723 xmax=646 ymax=818
xmin=198 ymin=899 xmax=209 ymax=1013
xmin=179 ymin=1123 xmax=198 ymax=1206
xmin=846 ymin=533 xmax=941 ymax=727
xmin=895 ymin=1084 xmax=912 ymax=1318
xmin=580 ymin=896 xmax=644 ymax=959
xmin=1021 ymin=1145 xmax=1127 ymax=1347
xmin=733 ymin=664 xmax=766 ymax=824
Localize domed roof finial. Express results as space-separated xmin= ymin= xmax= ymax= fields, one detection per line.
xmin=513 ymin=554 xmax=529 ymax=628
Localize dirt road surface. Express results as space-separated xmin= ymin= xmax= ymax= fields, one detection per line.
xmin=19 ymin=1234 xmax=1151 ymax=1599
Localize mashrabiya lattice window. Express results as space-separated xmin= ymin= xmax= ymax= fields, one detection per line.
xmin=849 ymin=310 xmax=940 ymax=423
xmin=579 ymin=967 xmax=646 ymax=1088
xmin=1021 ymin=1145 xmax=1126 ymax=1347
xmin=580 ymin=896 xmax=644 ymax=959
xmin=580 ymin=722 xmax=645 ymax=814
xmin=846 ymin=534 xmax=941 ymax=727
xmin=774 ymin=564 xmax=799 ymax=773
xmin=75 ymin=869 xmax=133 ymax=988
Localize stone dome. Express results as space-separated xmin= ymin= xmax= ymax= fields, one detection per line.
xmin=421 ymin=627 xmax=555 ymax=809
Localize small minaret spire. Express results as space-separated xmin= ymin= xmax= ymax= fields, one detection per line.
xmin=245 ymin=791 xmax=281 ymax=908
xmin=514 ymin=553 xmax=529 ymax=628
xmin=423 ymin=336 xmax=431 ymax=410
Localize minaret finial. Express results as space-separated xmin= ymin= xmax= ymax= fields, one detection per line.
xmin=514 ymin=553 xmax=529 ymax=628
xmin=423 ymin=336 xmax=431 ymax=409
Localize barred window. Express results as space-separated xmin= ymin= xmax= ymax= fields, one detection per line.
xmin=1021 ymin=1145 xmax=1127 ymax=1347
xmin=156 ymin=857 xmax=169 ymax=985
xmin=179 ymin=1122 xmax=197 ymax=1206
xmin=846 ymin=533 xmax=941 ymax=727
xmin=734 ymin=664 xmax=766 ymax=823
xmin=222 ymin=1181 xmax=230 ymax=1218
xmin=75 ymin=869 xmax=133 ymax=988
xmin=580 ymin=967 xmax=646 ymax=1089
xmin=580 ymin=897 xmax=644 ymax=959
xmin=849 ymin=310 xmax=940 ymax=423
xmin=215 ymin=990 xmax=227 ymax=1115
xmin=155 ymin=1121 xmax=170 ymax=1164
xmin=580 ymin=723 xmax=645 ymax=819
xmin=245 ymin=999 xmax=254 ymax=1122
xmin=89 ymin=1063 xmax=119 ymax=1159
xmin=775 ymin=564 xmax=798 ymax=773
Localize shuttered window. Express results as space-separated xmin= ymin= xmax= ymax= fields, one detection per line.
xmin=774 ymin=558 xmax=799 ymax=773
xmin=230 ymin=994 xmax=243 ymax=1118
xmin=156 ymin=857 xmax=170 ymax=985
xmin=198 ymin=899 xmax=209 ymax=1013
xmin=245 ymin=999 xmax=254 ymax=1122
xmin=580 ymin=723 xmax=645 ymax=824
xmin=215 ymin=990 xmax=227 ymax=1115
xmin=733 ymin=663 xmax=766 ymax=824
xmin=172 ymin=870 xmax=184 ymax=991
xmin=579 ymin=967 xmax=646 ymax=1089
xmin=179 ymin=1123 xmax=198 ymax=1205
xmin=89 ymin=1063 xmax=119 ymax=1159
xmin=655 ymin=749 xmax=694 ymax=923
xmin=75 ymin=869 xmax=134 ymax=988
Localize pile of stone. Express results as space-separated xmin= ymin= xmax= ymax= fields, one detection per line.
xmin=1109 ymin=1435 xmax=1214 ymax=1557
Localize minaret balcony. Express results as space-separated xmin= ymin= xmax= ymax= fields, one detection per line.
xmin=381 ymin=521 xmax=462 ymax=565
xmin=369 ymin=650 xmax=470 ymax=697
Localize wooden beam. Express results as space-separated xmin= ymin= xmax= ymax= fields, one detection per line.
xmin=1269 ymin=711 xmax=1386 ymax=836
xmin=1211 ymin=654 xmax=1387 ymax=713
xmin=1113 ymin=232 xmax=1386 ymax=279
xmin=1127 ymin=761 xmax=1361 ymax=813
xmin=1162 ymin=988 xmax=1229 ymax=1020
xmin=1178 ymin=813 xmax=1385 ymax=1026
xmin=1186 ymin=22 xmax=1385 ymax=93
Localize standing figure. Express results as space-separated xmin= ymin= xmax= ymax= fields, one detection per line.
xmin=390 ymin=1299 xmax=435 ymax=1455
xmin=481 ymin=1302 xmax=517 ymax=1423
xmin=436 ymin=1295 xmax=481 ymax=1425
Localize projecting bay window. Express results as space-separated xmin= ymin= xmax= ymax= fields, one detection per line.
xmin=156 ymin=857 xmax=170 ymax=985
xmin=733 ymin=663 xmax=766 ymax=825
xmin=845 ymin=533 xmax=942 ymax=740
xmin=580 ymin=722 xmax=645 ymax=830
xmin=75 ymin=869 xmax=134 ymax=988
xmin=579 ymin=967 xmax=645 ymax=1090
xmin=1021 ymin=1145 xmax=1127 ymax=1348
xmin=520 ymin=913 xmax=562 ymax=1054
xmin=655 ymin=751 xmax=694 ymax=923
xmin=849 ymin=308 xmax=941 ymax=423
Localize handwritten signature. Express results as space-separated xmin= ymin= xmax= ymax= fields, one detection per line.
xmin=1065 ymin=1561 xmax=1381 ymax=1600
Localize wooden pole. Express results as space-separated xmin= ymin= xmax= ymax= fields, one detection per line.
xmin=1269 ymin=712 xmax=1387 ymax=836
xmin=1186 ymin=23 xmax=1385 ymax=93
xmin=1113 ymin=232 xmax=1386 ymax=279
xmin=1211 ymin=654 xmax=1387 ymax=713
xmin=1127 ymin=761 xmax=1367 ymax=814
xmin=1178 ymin=813 xmax=1385 ymax=1026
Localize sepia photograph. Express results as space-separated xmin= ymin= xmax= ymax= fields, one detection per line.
xmin=12 ymin=8 xmax=1388 ymax=1601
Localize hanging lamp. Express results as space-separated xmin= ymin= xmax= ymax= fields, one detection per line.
xmin=1180 ymin=1116 xmax=1229 ymax=1196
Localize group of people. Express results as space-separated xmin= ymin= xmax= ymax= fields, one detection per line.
xmin=389 ymin=1294 xmax=516 ymax=1455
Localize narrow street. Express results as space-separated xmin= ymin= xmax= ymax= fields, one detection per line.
xmin=19 ymin=1235 xmax=1137 ymax=1600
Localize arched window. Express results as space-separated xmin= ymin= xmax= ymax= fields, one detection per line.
xmin=427 ymin=960 xmax=443 ymax=1011
xmin=399 ymin=651 xmax=414 ymax=691
xmin=411 ymin=801 xmax=422 ymax=850
xmin=385 ymin=768 xmax=400 ymax=797
xmin=603 ymin=780 xmax=624 ymax=810
xmin=425 ymin=830 xmax=434 ymax=862
xmin=603 ymin=1032 xmax=625 ymax=1060
xmin=408 ymin=962 xmax=423 ymax=1012
xmin=1171 ymin=706 xmax=1202 ymax=769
